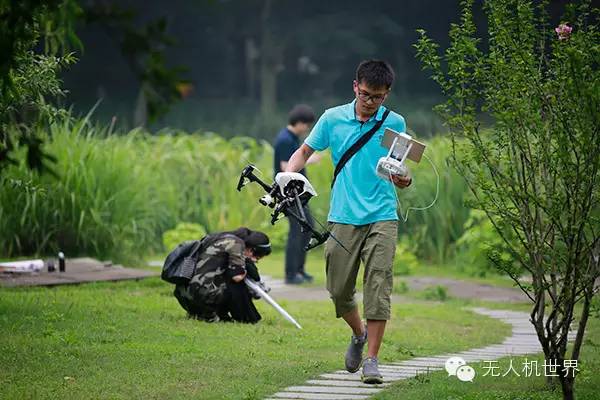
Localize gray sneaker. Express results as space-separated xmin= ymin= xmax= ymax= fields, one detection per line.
xmin=344 ymin=329 xmax=367 ymax=373
xmin=361 ymin=357 xmax=383 ymax=384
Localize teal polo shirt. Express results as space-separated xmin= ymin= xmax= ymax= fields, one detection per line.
xmin=304 ymin=100 xmax=406 ymax=225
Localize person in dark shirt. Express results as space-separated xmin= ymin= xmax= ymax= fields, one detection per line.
xmin=273 ymin=104 xmax=321 ymax=284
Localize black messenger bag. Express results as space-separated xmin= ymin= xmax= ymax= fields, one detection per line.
xmin=161 ymin=238 xmax=205 ymax=284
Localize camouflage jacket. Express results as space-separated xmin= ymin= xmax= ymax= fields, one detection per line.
xmin=174 ymin=233 xmax=247 ymax=320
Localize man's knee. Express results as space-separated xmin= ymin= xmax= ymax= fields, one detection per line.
xmin=327 ymin=283 xmax=356 ymax=317
xmin=332 ymin=297 xmax=356 ymax=318
xmin=363 ymin=267 xmax=393 ymax=320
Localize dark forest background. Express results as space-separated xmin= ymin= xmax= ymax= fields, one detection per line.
xmin=60 ymin=0 xmax=573 ymax=139
xmin=56 ymin=0 xmax=559 ymax=139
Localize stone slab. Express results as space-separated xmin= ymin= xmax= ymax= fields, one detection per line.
xmin=460 ymin=349 xmax=519 ymax=355
xmin=411 ymin=356 xmax=454 ymax=362
xmin=0 ymin=257 xmax=157 ymax=287
xmin=285 ymin=386 xmax=381 ymax=395
xmin=305 ymin=380 xmax=390 ymax=388
xmin=388 ymin=360 xmax=445 ymax=367
xmin=330 ymin=370 xmax=413 ymax=379
xmin=273 ymin=392 xmax=369 ymax=399
xmin=319 ymin=373 xmax=409 ymax=382
xmin=382 ymin=366 xmax=441 ymax=375
xmin=379 ymin=364 xmax=432 ymax=371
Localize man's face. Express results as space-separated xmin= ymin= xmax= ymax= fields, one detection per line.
xmin=243 ymin=247 xmax=262 ymax=263
xmin=295 ymin=121 xmax=312 ymax=136
xmin=353 ymin=80 xmax=389 ymax=117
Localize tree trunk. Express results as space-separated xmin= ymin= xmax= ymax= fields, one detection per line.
xmin=133 ymin=84 xmax=148 ymax=128
xmin=245 ymin=38 xmax=258 ymax=99
xmin=259 ymin=0 xmax=282 ymax=121
xmin=560 ymin=375 xmax=575 ymax=400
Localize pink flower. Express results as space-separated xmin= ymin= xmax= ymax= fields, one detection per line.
xmin=555 ymin=24 xmax=573 ymax=41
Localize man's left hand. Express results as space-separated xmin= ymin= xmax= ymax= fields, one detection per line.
xmin=232 ymin=272 xmax=247 ymax=282
xmin=391 ymin=174 xmax=412 ymax=189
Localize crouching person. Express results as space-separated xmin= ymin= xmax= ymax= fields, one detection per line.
xmin=172 ymin=227 xmax=271 ymax=323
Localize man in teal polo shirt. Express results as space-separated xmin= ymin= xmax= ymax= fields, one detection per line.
xmin=285 ymin=60 xmax=412 ymax=384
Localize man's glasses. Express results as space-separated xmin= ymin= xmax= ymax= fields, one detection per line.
xmin=356 ymin=88 xmax=387 ymax=104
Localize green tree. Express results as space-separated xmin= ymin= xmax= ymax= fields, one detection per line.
xmin=0 ymin=0 xmax=80 ymax=175
xmin=415 ymin=1 xmax=599 ymax=399
xmin=84 ymin=2 xmax=189 ymax=126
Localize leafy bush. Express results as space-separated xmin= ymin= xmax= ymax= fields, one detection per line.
xmin=162 ymin=222 xmax=207 ymax=251
xmin=420 ymin=285 xmax=449 ymax=302
xmin=393 ymin=238 xmax=420 ymax=276
xmin=393 ymin=280 xmax=410 ymax=294
xmin=416 ymin=2 xmax=599 ymax=397
xmin=454 ymin=209 xmax=519 ymax=278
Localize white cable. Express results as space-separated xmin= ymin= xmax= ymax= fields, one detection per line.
xmin=388 ymin=152 xmax=440 ymax=222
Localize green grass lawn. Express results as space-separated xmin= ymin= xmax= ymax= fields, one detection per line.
xmin=0 ymin=277 xmax=510 ymax=399
xmin=253 ymin=250 xmax=325 ymax=284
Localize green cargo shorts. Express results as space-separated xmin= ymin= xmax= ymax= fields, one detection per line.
xmin=324 ymin=220 xmax=398 ymax=320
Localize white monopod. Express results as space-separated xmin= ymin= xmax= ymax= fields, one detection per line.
xmin=244 ymin=278 xmax=302 ymax=330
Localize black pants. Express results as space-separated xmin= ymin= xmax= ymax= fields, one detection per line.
xmin=174 ymin=264 xmax=262 ymax=324
xmin=217 ymin=281 xmax=261 ymax=324
xmin=285 ymin=206 xmax=313 ymax=279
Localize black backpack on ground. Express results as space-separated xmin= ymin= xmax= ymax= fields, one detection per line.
xmin=161 ymin=238 xmax=205 ymax=284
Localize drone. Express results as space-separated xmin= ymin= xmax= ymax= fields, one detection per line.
xmin=236 ymin=165 xmax=349 ymax=253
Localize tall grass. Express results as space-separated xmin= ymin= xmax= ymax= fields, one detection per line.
xmin=1 ymin=118 xmax=163 ymax=262
xmin=0 ymin=118 xmax=470 ymax=264
xmin=0 ymin=118 xmax=285 ymax=263
xmin=396 ymin=136 xmax=471 ymax=262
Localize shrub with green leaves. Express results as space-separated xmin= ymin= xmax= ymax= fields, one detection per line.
xmin=420 ymin=285 xmax=449 ymax=302
xmin=162 ymin=222 xmax=207 ymax=251
xmin=393 ymin=238 xmax=420 ymax=276
xmin=454 ymin=209 xmax=519 ymax=277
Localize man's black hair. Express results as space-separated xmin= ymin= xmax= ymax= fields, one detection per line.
xmin=355 ymin=60 xmax=395 ymax=90
xmin=288 ymin=104 xmax=315 ymax=126
xmin=228 ymin=227 xmax=272 ymax=257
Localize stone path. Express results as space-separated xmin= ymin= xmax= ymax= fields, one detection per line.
xmin=263 ymin=274 xmax=525 ymax=304
xmin=260 ymin=304 xmax=576 ymax=400
xmin=400 ymin=276 xmax=527 ymax=303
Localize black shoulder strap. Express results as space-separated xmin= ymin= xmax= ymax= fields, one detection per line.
xmin=331 ymin=109 xmax=391 ymax=188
